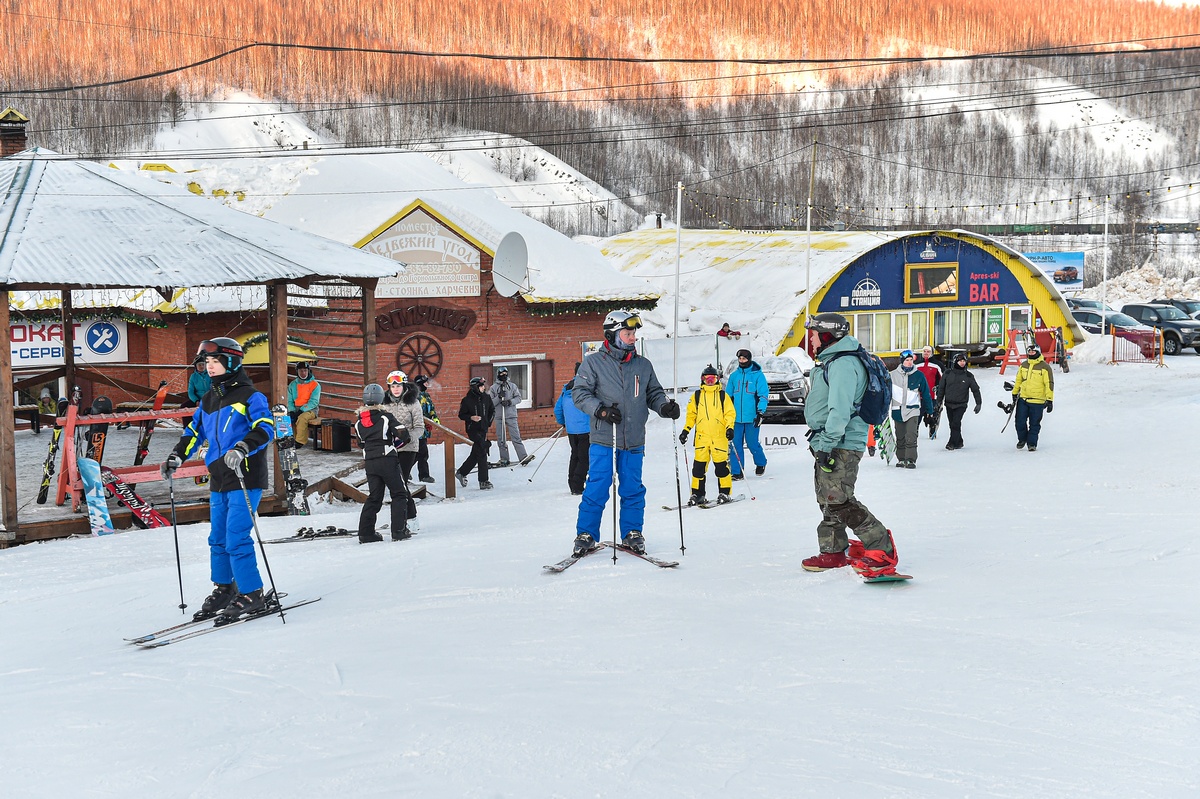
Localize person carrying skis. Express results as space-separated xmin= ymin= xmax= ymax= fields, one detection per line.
xmin=455 ymin=377 xmax=495 ymax=490
xmin=355 ymin=383 xmax=412 ymax=543
xmin=286 ymin=361 xmax=321 ymax=448
xmin=161 ymin=338 xmax=275 ymax=622
xmin=890 ymin=349 xmax=934 ymax=469
xmin=570 ymin=310 xmax=680 ymax=556
xmin=186 ymin=355 xmax=212 ymax=408
xmin=488 ymin=367 xmax=531 ymax=467
xmin=412 ymin=375 xmax=440 ymax=483
xmin=936 ymin=352 xmax=982 ymax=450
xmin=1011 ymin=342 xmax=1054 ymax=451
xmin=679 ymin=364 xmax=737 ymax=505
xmin=725 ymin=348 xmax=769 ymax=479
xmin=800 ymin=313 xmax=902 ymax=578
xmin=915 ymin=346 xmax=943 ymax=438
xmin=553 ymin=363 xmax=591 ymax=495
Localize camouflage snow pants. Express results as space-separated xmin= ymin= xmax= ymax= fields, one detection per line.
xmin=813 ymin=448 xmax=889 ymax=554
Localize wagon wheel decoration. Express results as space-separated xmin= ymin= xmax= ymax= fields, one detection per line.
xmin=395 ymin=334 xmax=443 ymax=380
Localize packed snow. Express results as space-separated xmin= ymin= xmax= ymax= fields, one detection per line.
xmin=3 ymin=356 xmax=1197 ymax=797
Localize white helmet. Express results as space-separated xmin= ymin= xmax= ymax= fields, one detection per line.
xmin=386 ymin=370 xmax=407 ymax=385
xmin=603 ymin=310 xmax=642 ymax=345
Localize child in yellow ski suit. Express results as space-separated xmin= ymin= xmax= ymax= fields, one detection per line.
xmin=679 ymin=366 xmax=738 ymax=505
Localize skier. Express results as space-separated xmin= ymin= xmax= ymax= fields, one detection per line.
xmin=286 ymin=361 xmax=321 ymax=448
xmin=569 ymin=310 xmax=680 ymax=556
xmin=412 ymin=375 xmax=440 ymax=483
xmin=553 ymin=363 xmax=591 ymax=495
xmin=725 ymin=348 xmax=769 ymax=479
xmin=488 ymin=368 xmax=531 ymax=466
xmin=935 ymin=352 xmax=982 ymax=450
xmin=186 ymin=355 xmax=211 ymax=408
xmin=1012 ymin=342 xmax=1054 ymax=451
xmin=799 ymin=313 xmax=901 ymax=578
xmin=161 ymin=338 xmax=276 ymax=621
xmin=678 ymin=364 xmax=737 ymax=505
xmin=890 ymin=349 xmax=934 ymax=469
xmin=455 ymin=377 xmax=495 ymax=490
xmin=354 ymin=383 xmax=412 ymax=543
xmin=915 ymin=346 xmax=943 ymax=438
xmin=381 ymin=370 xmax=424 ymax=521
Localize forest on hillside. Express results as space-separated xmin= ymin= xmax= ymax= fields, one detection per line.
xmin=2 ymin=0 xmax=1199 ymax=279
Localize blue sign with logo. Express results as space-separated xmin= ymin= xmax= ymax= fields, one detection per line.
xmin=85 ymin=321 xmax=121 ymax=356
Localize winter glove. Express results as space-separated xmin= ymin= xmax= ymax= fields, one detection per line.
xmin=595 ymin=404 xmax=622 ymax=424
xmin=868 ymin=445 xmax=877 ymax=457
xmin=394 ymin=427 xmax=412 ymax=448
xmin=501 ymin=399 xmax=512 ymax=407
xmin=222 ymin=443 xmax=249 ymax=472
xmin=754 ymin=412 xmax=764 ymax=428
xmin=726 ymin=427 xmax=734 ymax=440
xmin=1046 ymin=400 xmax=1053 ymax=413
xmin=160 ymin=452 xmax=182 ymax=479
xmin=659 ymin=400 xmax=681 ymax=420
xmin=974 ymin=403 xmax=981 ymax=414
xmin=812 ymin=449 xmax=835 ymax=473
xmin=679 ymin=429 xmax=690 ymax=445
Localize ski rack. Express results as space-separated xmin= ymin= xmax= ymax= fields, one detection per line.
xmin=55 ymin=405 xmax=206 ymax=511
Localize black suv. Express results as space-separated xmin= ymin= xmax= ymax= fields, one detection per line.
xmin=1120 ymin=303 xmax=1200 ymax=356
xmin=1151 ymin=298 xmax=1200 ymax=319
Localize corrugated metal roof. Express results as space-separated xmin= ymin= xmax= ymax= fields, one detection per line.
xmin=0 ymin=149 xmax=403 ymax=289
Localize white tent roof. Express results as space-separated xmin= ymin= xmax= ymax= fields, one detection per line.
xmin=0 ymin=149 xmax=402 ymax=289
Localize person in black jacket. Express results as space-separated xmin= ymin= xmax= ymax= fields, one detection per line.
xmin=354 ymin=383 xmax=412 ymax=543
xmin=455 ymin=377 xmax=495 ymax=490
xmin=935 ymin=352 xmax=983 ymax=450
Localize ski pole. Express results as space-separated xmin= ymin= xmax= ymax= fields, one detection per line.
xmin=526 ymin=427 xmax=564 ymax=483
xmin=670 ymin=396 xmax=686 ymax=555
xmin=729 ymin=439 xmax=756 ymax=501
xmin=167 ymin=475 xmax=187 ymax=615
xmin=524 ymin=425 xmax=565 ymax=460
xmin=611 ymin=404 xmax=619 ymax=564
xmin=236 ymin=471 xmax=286 ymax=624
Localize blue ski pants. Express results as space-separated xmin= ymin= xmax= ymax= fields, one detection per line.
xmin=730 ymin=422 xmax=766 ymax=475
xmin=208 ymin=489 xmax=264 ymax=593
xmin=576 ymin=444 xmax=645 ymax=541
xmin=1015 ymin=398 xmax=1046 ymax=449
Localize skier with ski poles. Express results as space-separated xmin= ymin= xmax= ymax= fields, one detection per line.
xmin=678 ymin=364 xmax=737 ymax=506
xmin=569 ymin=310 xmax=679 ymax=556
xmin=161 ymin=338 xmax=276 ymax=622
xmin=488 ymin=367 xmax=532 ymax=467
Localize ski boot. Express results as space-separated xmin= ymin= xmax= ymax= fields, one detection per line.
xmin=755 ymin=465 xmax=766 ymax=476
xmin=800 ymin=550 xmax=849 ymax=572
xmin=686 ymin=492 xmax=705 ymax=507
xmin=573 ymin=533 xmax=598 ymax=557
xmin=479 ymin=481 xmax=494 ymax=490
xmin=623 ymin=531 xmax=646 ymax=555
xmin=456 ymin=472 xmax=468 ymax=487
xmin=193 ymin=582 xmax=237 ymax=621
xmin=359 ymin=532 xmax=383 ymax=544
xmin=215 ymin=589 xmax=267 ymax=625
xmin=715 ymin=493 xmax=733 ymax=505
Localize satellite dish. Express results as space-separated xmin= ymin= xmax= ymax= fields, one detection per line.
xmin=492 ymin=231 xmax=529 ymax=298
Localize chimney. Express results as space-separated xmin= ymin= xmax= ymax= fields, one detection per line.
xmin=0 ymin=108 xmax=30 ymax=157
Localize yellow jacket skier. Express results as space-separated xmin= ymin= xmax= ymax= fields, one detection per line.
xmin=679 ymin=365 xmax=738 ymax=506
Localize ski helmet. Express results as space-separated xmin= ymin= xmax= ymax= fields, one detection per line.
xmin=363 ymin=383 xmax=385 ymax=406
xmin=804 ymin=312 xmax=849 ymax=339
xmin=701 ymin=364 xmax=720 ymax=384
xmin=386 ymin=370 xmax=407 ymax=385
xmin=196 ymin=337 xmax=244 ymax=372
xmin=953 ymin=352 xmax=968 ymax=368
xmin=469 ymin=376 xmax=486 ymax=388
xmin=413 ymin=375 xmax=429 ymax=389
xmin=603 ymin=310 xmax=642 ymax=345
xmin=91 ymin=395 xmax=114 ymax=414
xmin=296 ymin=361 xmax=311 ymax=374
xmin=1027 ymin=343 xmax=1042 ymax=358
xmin=900 ymin=349 xmax=915 ymax=360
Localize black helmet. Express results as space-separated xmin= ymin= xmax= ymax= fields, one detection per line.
xmin=804 ymin=313 xmax=850 ymax=339
xmin=196 ymin=337 xmax=244 ymax=372
xmin=363 ymin=383 xmax=385 ymax=405
xmin=413 ymin=375 xmax=430 ymax=388
xmin=953 ymin=352 xmax=968 ymax=368
xmin=469 ymin=376 xmax=486 ymax=388
xmin=296 ymin=361 xmax=312 ymax=373
xmin=1027 ymin=343 xmax=1042 ymax=358
xmin=603 ymin=310 xmax=642 ymax=345
xmin=701 ymin=364 xmax=719 ymax=378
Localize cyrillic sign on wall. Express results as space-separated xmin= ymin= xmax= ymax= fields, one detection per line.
xmin=367 ymin=208 xmax=482 ymax=298
xmin=9 ymin=320 xmax=129 ymax=367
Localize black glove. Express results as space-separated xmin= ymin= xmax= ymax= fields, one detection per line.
xmin=595 ymin=404 xmax=622 ymax=424
xmin=868 ymin=445 xmax=877 ymax=457
xmin=974 ymin=403 xmax=981 ymax=414
xmin=659 ymin=400 xmax=680 ymax=420
xmin=923 ymin=414 xmax=935 ymax=428
xmin=679 ymin=429 xmax=689 ymax=445
xmin=394 ymin=427 xmax=412 ymax=448
xmin=1046 ymin=400 xmax=1053 ymax=413
xmin=812 ymin=449 xmax=835 ymax=473
xmin=754 ymin=412 xmax=764 ymax=428
xmin=725 ymin=427 xmax=734 ymax=440
xmin=222 ymin=443 xmax=249 ymax=472
xmin=160 ymin=453 xmax=182 ymax=479
xmin=502 ymin=399 xmax=512 ymax=407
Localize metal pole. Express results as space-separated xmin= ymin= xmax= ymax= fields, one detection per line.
xmin=674 ymin=181 xmax=683 ymax=395
xmin=168 ymin=476 xmax=187 ymax=614
xmin=804 ymin=140 xmax=818 ymax=325
xmin=1101 ymin=199 xmax=1110 ymax=335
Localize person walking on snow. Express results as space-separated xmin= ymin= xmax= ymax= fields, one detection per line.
xmin=725 ymin=348 xmax=769 ymax=479
xmin=381 ymin=370 xmax=424 ymax=522
xmin=890 ymin=349 xmax=934 ymax=469
xmin=455 ymin=377 xmax=495 ymax=490
xmin=569 ymin=310 xmax=680 ymax=556
xmin=678 ymin=364 xmax=737 ymax=505
xmin=488 ymin=368 xmax=531 ymax=467
xmin=162 ymin=338 xmax=275 ymax=622
xmin=412 ymin=375 xmax=440 ymax=483
xmin=1012 ymin=342 xmax=1054 ymax=451
xmin=553 ymin=363 xmax=591 ymax=495
xmin=799 ymin=314 xmax=902 ymax=578
xmin=915 ymin=346 xmax=943 ymax=438
xmin=286 ymin=361 xmax=321 ymax=448
xmin=936 ymin=352 xmax=982 ymax=450
xmin=354 ymin=383 xmax=412 ymax=543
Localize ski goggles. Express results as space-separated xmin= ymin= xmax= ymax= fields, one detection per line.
xmin=616 ymin=314 xmax=642 ymax=330
xmin=386 ymin=371 xmax=407 ymax=385
xmin=702 ymin=374 xmax=720 ymax=385
xmin=900 ymin=349 xmax=915 ymax=360
xmin=196 ymin=340 xmax=241 ymax=359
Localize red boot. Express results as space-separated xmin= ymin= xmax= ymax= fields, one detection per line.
xmin=801 ymin=550 xmax=848 ymax=572
xmin=850 ymin=530 xmax=898 ymax=577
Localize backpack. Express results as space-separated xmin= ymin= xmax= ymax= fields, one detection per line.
xmin=819 ymin=345 xmax=893 ymax=426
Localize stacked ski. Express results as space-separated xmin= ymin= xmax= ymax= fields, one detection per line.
xmin=265 ymin=526 xmax=356 ymax=544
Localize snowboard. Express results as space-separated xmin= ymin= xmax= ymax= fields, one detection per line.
xmin=875 ymin=417 xmax=897 ymax=465
xmin=78 ymin=456 xmax=115 ymax=535
xmin=862 ymin=572 xmax=914 ymax=583
xmin=271 ymin=405 xmax=310 ymax=515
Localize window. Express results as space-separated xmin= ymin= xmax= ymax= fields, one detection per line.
xmin=855 ymin=314 xmax=873 ymax=350
xmin=951 ymin=310 xmax=968 ymax=344
xmin=910 ymin=311 xmax=928 ymax=350
xmin=933 ymin=311 xmax=949 ymax=346
xmin=969 ymin=309 xmax=987 ymax=342
xmin=1009 ymin=306 xmax=1031 ymax=331
xmin=873 ymin=313 xmax=892 ymax=352
xmin=893 ymin=313 xmax=909 ymax=352
xmin=490 ymin=361 xmax=533 ymax=409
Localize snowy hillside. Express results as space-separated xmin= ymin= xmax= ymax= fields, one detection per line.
xmin=3 ymin=357 xmax=1197 ymax=797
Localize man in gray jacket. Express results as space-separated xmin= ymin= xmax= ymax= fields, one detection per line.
xmin=569 ymin=310 xmax=680 ymax=556
xmin=487 ymin=368 xmax=530 ymax=466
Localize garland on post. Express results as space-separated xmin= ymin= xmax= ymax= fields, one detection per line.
xmin=12 ymin=307 xmax=168 ymax=328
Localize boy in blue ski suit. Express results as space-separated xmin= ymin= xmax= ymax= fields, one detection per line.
xmin=725 ymin=348 xmax=769 ymax=479
xmin=553 ymin=363 xmax=592 ymax=495
xmin=163 ymin=338 xmax=275 ymax=622
xmin=569 ymin=311 xmax=679 ymax=555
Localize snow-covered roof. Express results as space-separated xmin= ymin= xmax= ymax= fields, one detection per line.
xmin=121 ymin=150 xmax=658 ymax=304
xmin=0 ymin=149 xmax=402 ymax=289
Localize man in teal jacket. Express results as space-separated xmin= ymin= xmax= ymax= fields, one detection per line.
xmin=800 ymin=313 xmax=900 ymax=578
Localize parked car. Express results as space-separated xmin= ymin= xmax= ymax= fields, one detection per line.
xmin=726 ymin=354 xmax=808 ymax=424
xmin=1150 ymin=297 xmax=1200 ymax=318
xmin=1071 ymin=310 xmax=1161 ymax=358
xmin=1064 ymin=297 xmax=1113 ymax=313
xmin=1053 ymin=266 xmax=1079 ymax=282
xmin=1120 ymin=303 xmax=1200 ymax=356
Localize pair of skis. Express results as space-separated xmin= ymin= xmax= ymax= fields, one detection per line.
xmin=544 ymin=540 xmax=679 ymax=573
xmin=264 ymin=525 xmax=356 ymax=544
xmin=662 ymin=494 xmax=746 ymax=511
xmin=125 ymin=594 xmax=322 ymax=648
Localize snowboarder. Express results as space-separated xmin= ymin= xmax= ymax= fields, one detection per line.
xmin=412 ymin=375 xmax=440 ymax=483
xmin=455 ymin=377 xmax=495 ymax=490
xmin=354 ymin=383 xmax=412 ymax=543
xmin=890 ymin=349 xmax=935 ymax=468
xmin=162 ymin=338 xmax=275 ymax=622
xmin=800 ymin=313 xmax=902 ymax=578
xmin=286 ymin=361 xmax=321 ymax=448
xmin=569 ymin=310 xmax=680 ymax=556
xmin=1012 ymin=342 xmax=1054 ymax=451
xmin=488 ymin=367 xmax=530 ymax=466
xmin=553 ymin=363 xmax=591 ymax=495
xmin=678 ymin=365 xmax=737 ymax=505
xmin=936 ymin=352 xmax=982 ymax=450
xmin=725 ymin=348 xmax=769 ymax=479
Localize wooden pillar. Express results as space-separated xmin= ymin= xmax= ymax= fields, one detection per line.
xmin=0 ymin=290 xmax=18 ymax=538
xmin=268 ymin=282 xmax=289 ymax=500
xmin=361 ymin=284 xmax=376 ymax=384
xmin=60 ymin=288 xmax=75 ymax=392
